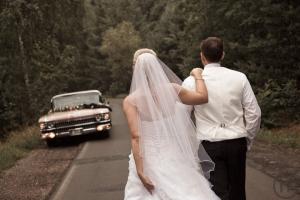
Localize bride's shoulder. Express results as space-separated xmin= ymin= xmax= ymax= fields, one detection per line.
xmin=123 ymin=94 xmax=137 ymax=109
xmin=171 ymin=82 xmax=180 ymax=88
xmin=123 ymin=95 xmax=132 ymax=106
xmin=170 ymin=83 xmax=182 ymax=93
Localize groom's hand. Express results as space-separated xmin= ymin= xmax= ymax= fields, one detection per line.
xmin=138 ymin=173 xmax=155 ymax=194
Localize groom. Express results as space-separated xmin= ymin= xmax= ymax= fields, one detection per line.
xmin=182 ymin=37 xmax=261 ymax=200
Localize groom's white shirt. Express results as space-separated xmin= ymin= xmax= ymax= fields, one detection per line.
xmin=182 ymin=63 xmax=261 ymax=149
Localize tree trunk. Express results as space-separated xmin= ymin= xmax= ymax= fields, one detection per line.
xmin=16 ymin=9 xmax=33 ymax=122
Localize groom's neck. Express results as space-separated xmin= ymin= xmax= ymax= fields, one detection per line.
xmin=204 ymin=62 xmax=221 ymax=67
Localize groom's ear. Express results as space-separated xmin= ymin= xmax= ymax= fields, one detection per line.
xmin=200 ymin=52 xmax=205 ymax=62
xmin=221 ymin=51 xmax=225 ymax=61
xmin=200 ymin=52 xmax=204 ymax=65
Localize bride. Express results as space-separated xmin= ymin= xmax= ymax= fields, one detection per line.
xmin=123 ymin=49 xmax=220 ymax=200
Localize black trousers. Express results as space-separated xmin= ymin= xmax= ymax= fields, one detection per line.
xmin=202 ymin=137 xmax=247 ymax=200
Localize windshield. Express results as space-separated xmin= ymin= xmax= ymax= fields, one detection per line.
xmin=52 ymin=92 xmax=101 ymax=110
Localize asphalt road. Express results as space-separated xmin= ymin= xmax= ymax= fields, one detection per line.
xmin=49 ymin=98 xmax=299 ymax=200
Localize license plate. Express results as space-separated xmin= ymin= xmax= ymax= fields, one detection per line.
xmin=70 ymin=128 xmax=83 ymax=136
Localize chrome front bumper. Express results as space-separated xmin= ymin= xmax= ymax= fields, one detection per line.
xmin=41 ymin=122 xmax=111 ymax=140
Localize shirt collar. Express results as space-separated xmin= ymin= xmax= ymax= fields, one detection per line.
xmin=204 ymin=63 xmax=221 ymax=68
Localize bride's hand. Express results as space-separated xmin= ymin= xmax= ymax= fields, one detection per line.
xmin=138 ymin=173 xmax=155 ymax=194
xmin=190 ymin=68 xmax=203 ymax=79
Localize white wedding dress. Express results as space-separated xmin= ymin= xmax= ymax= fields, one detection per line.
xmin=124 ymin=53 xmax=220 ymax=200
xmin=124 ymin=120 xmax=220 ymax=200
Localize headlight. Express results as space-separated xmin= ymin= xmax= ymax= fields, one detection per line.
xmin=95 ymin=113 xmax=110 ymax=121
xmin=40 ymin=123 xmax=46 ymax=129
xmin=104 ymin=113 xmax=110 ymax=120
xmin=95 ymin=114 xmax=102 ymax=121
xmin=47 ymin=123 xmax=54 ymax=129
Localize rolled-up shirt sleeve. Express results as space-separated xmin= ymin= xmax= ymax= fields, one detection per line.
xmin=182 ymin=76 xmax=196 ymax=91
xmin=242 ymin=75 xmax=262 ymax=150
xmin=182 ymin=76 xmax=196 ymax=114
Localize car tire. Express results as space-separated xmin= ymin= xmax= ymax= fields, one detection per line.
xmin=46 ymin=139 xmax=58 ymax=147
xmin=103 ymin=130 xmax=110 ymax=138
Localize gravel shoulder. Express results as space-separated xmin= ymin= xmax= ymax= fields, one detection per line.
xmin=247 ymin=139 xmax=300 ymax=195
xmin=0 ymin=142 xmax=81 ymax=200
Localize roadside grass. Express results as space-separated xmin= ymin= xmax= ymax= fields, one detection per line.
xmin=114 ymin=94 xmax=128 ymax=98
xmin=0 ymin=126 xmax=42 ymax=173
xmin=257 ymin=124 xmax=300 ymax=149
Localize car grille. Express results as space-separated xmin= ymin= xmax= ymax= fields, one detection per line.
xmin=54 ymin=124 xmax=97 ymax=133
xmin=55 ymin=117 xmax=96 ymax=129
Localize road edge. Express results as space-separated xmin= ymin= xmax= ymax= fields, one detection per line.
xmin=46 ymin=142 xmax=87 ymax=200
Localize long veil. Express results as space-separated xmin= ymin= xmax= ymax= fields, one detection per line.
xmin=128 ymin=53 xmax=214 ymax=180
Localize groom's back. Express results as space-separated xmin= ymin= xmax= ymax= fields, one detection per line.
xmin=183 ymin=64 xmax=248 ymax=141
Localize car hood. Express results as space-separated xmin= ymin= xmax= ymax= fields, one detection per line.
xmin=38 ymin=108 xmax=110 ymax=123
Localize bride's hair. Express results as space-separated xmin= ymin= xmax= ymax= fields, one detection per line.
xmin=133 ymin=48 xmax=157 ymax=64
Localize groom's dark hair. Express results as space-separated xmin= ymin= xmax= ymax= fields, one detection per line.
xmin=200 ymin=37 xmax=223 ymax=62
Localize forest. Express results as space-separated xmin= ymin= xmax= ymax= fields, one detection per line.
xmin=0 ymin=0 xmax=299 ymax=137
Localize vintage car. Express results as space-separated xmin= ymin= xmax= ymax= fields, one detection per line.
xmin=38 ymin=90 xmax=112 ymax=146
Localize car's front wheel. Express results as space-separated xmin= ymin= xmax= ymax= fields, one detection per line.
xmin=102 ymin=130 xmax=110 ymax=138
xmin=46 ymin=139 xmax=58 ymax=147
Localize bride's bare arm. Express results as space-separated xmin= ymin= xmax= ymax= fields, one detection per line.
xmin=178 ymin=68 xmax=208 ymax=105
xmin=123 ymin=97 xmax=143 ymax=174
xmin=123 ymin=97 xmax=155 ymax=194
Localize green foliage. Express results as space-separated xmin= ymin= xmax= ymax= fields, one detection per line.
xmin=257 ymin=80 xmax=300 ymax=127
xmin=258 ymin=128 xmax=300 ymax=149
xmin=0 ymin=0 xmax=88 ymax=136
xmin=100 ymin=21 xmax=142 ymax=95
xmin=0 ymin=0 xmax=299 ymax=137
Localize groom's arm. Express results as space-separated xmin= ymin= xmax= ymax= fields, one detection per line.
xmin=242 ymin=76 xmax=262 ymax=150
